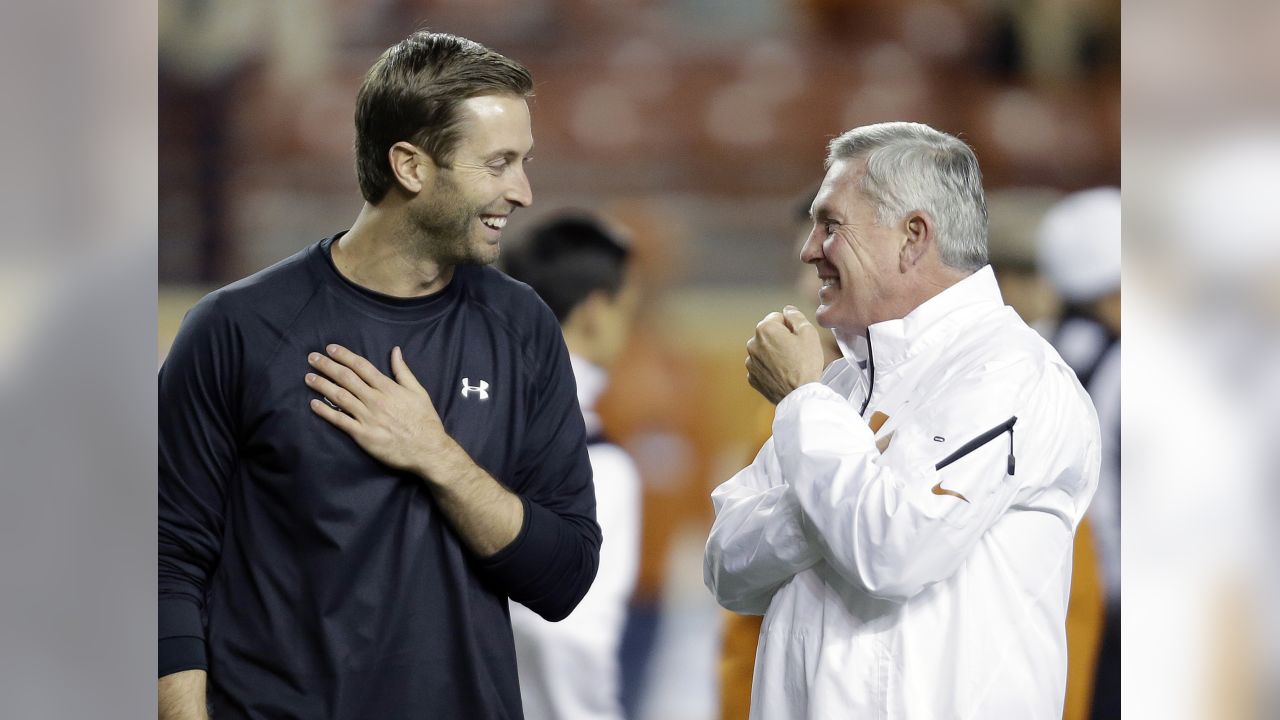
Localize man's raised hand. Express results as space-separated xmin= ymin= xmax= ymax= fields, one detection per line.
xmin=745 ymin=306 xmax=824 ymax=405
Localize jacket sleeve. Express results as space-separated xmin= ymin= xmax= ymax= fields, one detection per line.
xmin=704 ymin=437 xmax=822 ymax=614
xmin=474 ymin=308 xmax=601 ymax=622
xmin=772 ymin=365 xmax=1078 ymax=603
xmin=157 ymin=294 xmax=241 ymax=676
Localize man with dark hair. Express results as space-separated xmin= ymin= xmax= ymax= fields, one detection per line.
xmin=503 ymin=215 xmax=632 ymax=320
xmin=353 ymin=32 xmax=534 ymax=206
xmin=502 ymin=214 xmax=641 ymax=720
xmin=158 ymin=32 xmax=601 ymax=719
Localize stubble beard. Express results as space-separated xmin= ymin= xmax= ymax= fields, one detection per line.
xmin=406 ymin=176 xmax=497 ymax=267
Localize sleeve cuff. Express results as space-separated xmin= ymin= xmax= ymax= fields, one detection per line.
xmin=159 ymin=636 xmax=207 ymax=677
xmin=773 ymin=382 xmax=842 ymax=436
xmin=159 ymin=597 xmax=207 ymax=677
xmin=475 ymin=495 xmax=598 ymax=621
xmin=475 ymin=494 xmax=554 ymax=589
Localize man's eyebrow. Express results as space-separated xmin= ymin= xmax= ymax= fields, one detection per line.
xmin=486 ymin=145 xmax=534 ymax=162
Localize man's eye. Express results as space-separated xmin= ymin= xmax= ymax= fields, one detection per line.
xmin=824 ymin=221 xmax=838 ymax=236
xmin=488 ymin=160 xmax=509 ymax=172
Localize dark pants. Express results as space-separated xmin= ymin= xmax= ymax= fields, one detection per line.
xmin=1091 ymin=602 xmax=1121 ymax=719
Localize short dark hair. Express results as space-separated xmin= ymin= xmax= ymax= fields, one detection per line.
xmin=354 ymin=31 xmax=534 ymax=204
xmin=503 ymin=214 xmax=632 ymax=323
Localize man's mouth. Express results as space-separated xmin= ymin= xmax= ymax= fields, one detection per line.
xmin=480 ymin=215 xmax=508 ymax=231
xmin=819 ymin=275 xmax=839 ymax=289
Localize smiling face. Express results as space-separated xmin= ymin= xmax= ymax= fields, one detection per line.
xmin=410 ymin=94 xmax=534 ymax=265
xmin=801 ymin=158 xmax=909 ymax=337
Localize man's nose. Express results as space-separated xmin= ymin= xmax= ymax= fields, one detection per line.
xmin=799 ymin=225 xmax=823 ymax=264
xmin=506 ymin=166 xmax=533 ymax=208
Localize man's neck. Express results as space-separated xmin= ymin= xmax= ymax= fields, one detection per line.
xmin=911 ymin=263 xmax=971 ymax=306
xmin=332 ymin=203 xmax=455 ymax=298
xmin=848 ymin=265 xmax=976 ymax=340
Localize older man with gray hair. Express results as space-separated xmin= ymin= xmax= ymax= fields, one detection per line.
xmin=704 ymin=122 xmax=1100 ymax=719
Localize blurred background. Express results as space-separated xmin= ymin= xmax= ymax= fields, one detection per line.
xmin=158 ymin=1 xmax=1119 ymax=718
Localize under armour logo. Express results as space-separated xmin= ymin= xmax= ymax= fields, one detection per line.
xmin=460 ymin=378 xmax=490 ymax=401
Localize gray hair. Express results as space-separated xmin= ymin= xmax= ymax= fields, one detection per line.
xmin=827 ymin=122 xmax=989 ymax=271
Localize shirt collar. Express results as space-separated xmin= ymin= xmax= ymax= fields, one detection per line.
xmin=839 ymin=265 xmax=1005 ymax=370
xmin=569 ymin=353 xmax=607 ymax=436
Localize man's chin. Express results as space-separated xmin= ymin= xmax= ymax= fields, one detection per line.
xmin=459 ymin=245 xmax=500 ymax=267
xmin=443 ymin=236 xmax=501 ymax=267
xmin=814 ymin=304 xmax=837 ymax=330
xmin=476 ymin=242 xmax=501 ymax=265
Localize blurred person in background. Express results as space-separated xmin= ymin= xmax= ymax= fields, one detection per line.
xmin=1122 ymin=137 xmax=1280 ymax=718
xmin=158 ymin=31 xmax=601 ymax=719
xmin=501 ymin=214 xmax=642 ymax=720
xmin=704 ymin=122 xmax=1100 ymax=718
xmin=717 ymin=185 xmax=842 ymax=720
xmin=1035 ymin=187 xmax=1121 ymax=719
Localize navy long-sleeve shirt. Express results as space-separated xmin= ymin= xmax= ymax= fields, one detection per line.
xmin=158 ymin=235 xmax=601 ymax=719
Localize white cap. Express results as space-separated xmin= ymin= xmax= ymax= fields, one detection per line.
xmin=1036 ymin=187 xmax=1121 ymax=302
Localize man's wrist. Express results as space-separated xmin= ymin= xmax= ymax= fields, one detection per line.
xmin=776 ymin=380 xmax=824 ymax=413
xmin=780 ymin=377 xmax=821 ymax=403
xmin=413 ymin=434 xmax=465 ymax=489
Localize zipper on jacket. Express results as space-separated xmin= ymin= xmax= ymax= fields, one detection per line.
xmin=859 ymin=330 xmax=875 ymax=417
xmin=934 ymin=416 xmax=1018 ymax=476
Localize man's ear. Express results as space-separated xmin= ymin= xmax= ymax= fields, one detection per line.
xmin=576 ymin=290 xmax=613 ymax=338
xmin=560 ymin=292 xmax=603 ymax=358
xmin=899 ymin=211 xmax=934 ymax=272
xmin=388 ymin=141 xmax=434 ymax=195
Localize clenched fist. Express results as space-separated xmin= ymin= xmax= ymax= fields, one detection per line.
xmin=745 ymin=305 xmax=824 ymax=405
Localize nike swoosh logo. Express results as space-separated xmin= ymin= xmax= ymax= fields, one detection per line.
xmin=931 ymin=481 xmax=969 ymax=503
xmin=875 ymin=431 xmax=893 ymax=454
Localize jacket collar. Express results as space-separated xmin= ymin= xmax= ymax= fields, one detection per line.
xmin=839 ymin=265 xmax=1005 ymax=371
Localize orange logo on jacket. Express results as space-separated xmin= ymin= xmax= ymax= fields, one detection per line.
xmin=931 ymin=481 xmax=969 ymax=503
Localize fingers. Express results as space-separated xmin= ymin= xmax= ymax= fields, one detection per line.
xmin=757 ymin=307 xmax=813 ymax=341
xmin=323 ymin=344 xmax=392 ymax=391
xmin=305 ymin=372 xmax=368 ymax=418
xmin=308 ymin=352 xmax=370 ymax=400
xmin=756 ymin=311 xmax=784 ymax=332
xmin=309 ymin=397 xmax=362 ymax=435
xmin=782 ymin=305 xmax=812 ymax=333
xmin=390 ymin=346 xmax=424 ymax=391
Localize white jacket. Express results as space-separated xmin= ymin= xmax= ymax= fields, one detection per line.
xmin=705 ymin=267 xmax=1099 ymax=719
xmin=510 ymin=356 xmax=641 ymax=720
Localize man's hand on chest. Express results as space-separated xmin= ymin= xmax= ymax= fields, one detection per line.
xmin=305 ymin=343 xmax=457 ymax=483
